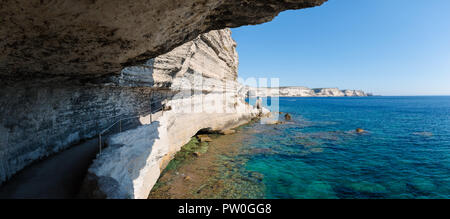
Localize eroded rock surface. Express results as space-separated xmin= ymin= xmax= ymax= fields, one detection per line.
xmin=0 ymin=1 xmax=326 ymax=186
xmin=84 ymin=29 xmax=264 ymax=199
xmin=1 ymin=0 xmax=326 ymax=80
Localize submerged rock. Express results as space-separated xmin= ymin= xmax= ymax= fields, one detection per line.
xmin=284 ymin=113 xmax=292 ymax=121
xmin=309 ymin=148 xmax=324 ymax=153
xmin=248 ymin=172 xmax=264 ymax=182
xmin=350 ymin=181 xmax=388 ymax=194
xmin=303 ymin=181 xmax=338 ymax=199
xmin=262 ymin=120 xmax=284 ymax=125
xmin=197 ymin=135 xmax=213 ymax=142
xmin=356 ymin=128 xmax=365 ymax=133
xmin=260 ymin=114 xmax=284 ymax=125
xmin=412 ymin=132 xmax=433 ymax=137
xmin=248 ymin=148 xmax=273 ymax=155
xmin=220 ymin=130 xmax=236 ymax=135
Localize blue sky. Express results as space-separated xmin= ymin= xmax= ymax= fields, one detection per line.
xmin=232 ymin=0 xmax=450 ymax=96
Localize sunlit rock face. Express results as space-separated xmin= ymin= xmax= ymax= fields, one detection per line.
xmin=343 ymin=89 xmax=367 ymax=97
xmin=115 ymin=29 xmax=239 ymax=88
xmin=84 ymin=29 xmax=263 ymax=199
xmin=0 ymin=0 xmax=326 ymax=80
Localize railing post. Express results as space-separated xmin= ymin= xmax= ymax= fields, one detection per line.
xmin=162 ymin=91 xmax=165 ymax=116
xmin=150 ymin=92 xmax=153 ymax=123
xmin=99 ymin=134 xmax=102 ymax=154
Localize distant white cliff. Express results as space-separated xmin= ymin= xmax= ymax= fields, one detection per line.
xmin=247 ymin=87 xmax=370 ymax=97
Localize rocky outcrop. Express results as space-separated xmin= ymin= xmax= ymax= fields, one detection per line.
xmin=284 ymin=113 xmax=292 ymax=121
xmin=1 ymin=0 xmax=326 ymax=80
xmin=356 ymin=128 xmax=365 ymax=133
xmin=248 ymin=87 xmax=368 ymax=97
xmin=83 ymin=29 xmax=264 ymax=199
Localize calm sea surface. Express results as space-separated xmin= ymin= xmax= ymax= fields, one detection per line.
xmin=240 ymin=96 xmax=450 ymax=198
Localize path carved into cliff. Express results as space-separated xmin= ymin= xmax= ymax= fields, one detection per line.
xmin=0 ymin=139 xmax=99 ymax=198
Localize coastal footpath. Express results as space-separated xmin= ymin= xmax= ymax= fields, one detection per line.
xmin=247 ymin=87 xmax=369 ymax=97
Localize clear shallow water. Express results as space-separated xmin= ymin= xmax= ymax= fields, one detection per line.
xmin=242 ymin=96 xmax=450 ymax=199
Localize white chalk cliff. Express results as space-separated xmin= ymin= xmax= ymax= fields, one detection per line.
xmin=85 ymin=29 xmax=265 ymax=199
xmin=248 ymin=87 xmax=369 ymax=97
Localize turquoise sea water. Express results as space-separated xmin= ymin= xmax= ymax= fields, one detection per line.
xmin=241 ymin=96 xmax=450 ymax=199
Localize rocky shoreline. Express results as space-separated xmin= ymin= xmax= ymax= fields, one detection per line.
xmin=148 ymin=111 xmax=293 ymax=199
xmin=148 ymin=120 xmax=265 ymax=199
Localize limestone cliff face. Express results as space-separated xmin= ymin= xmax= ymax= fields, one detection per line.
xmin=249 ymin=87 xmax=368 ymax=97
xmin=0 ymin=28 xmax=247 ymax=185
xmin=116 ymin=29 xmax=239 ymax=88
xmin=0 ymin=1 xmax=327 ymax=186
xmin=1 ymin=0 xmax=326 ymax=79
xmin=83 ymin=29 xmax=262 ymax=199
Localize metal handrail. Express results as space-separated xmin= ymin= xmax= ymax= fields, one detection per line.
xmin=98 ymin=95 xmax=166 ymax=154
